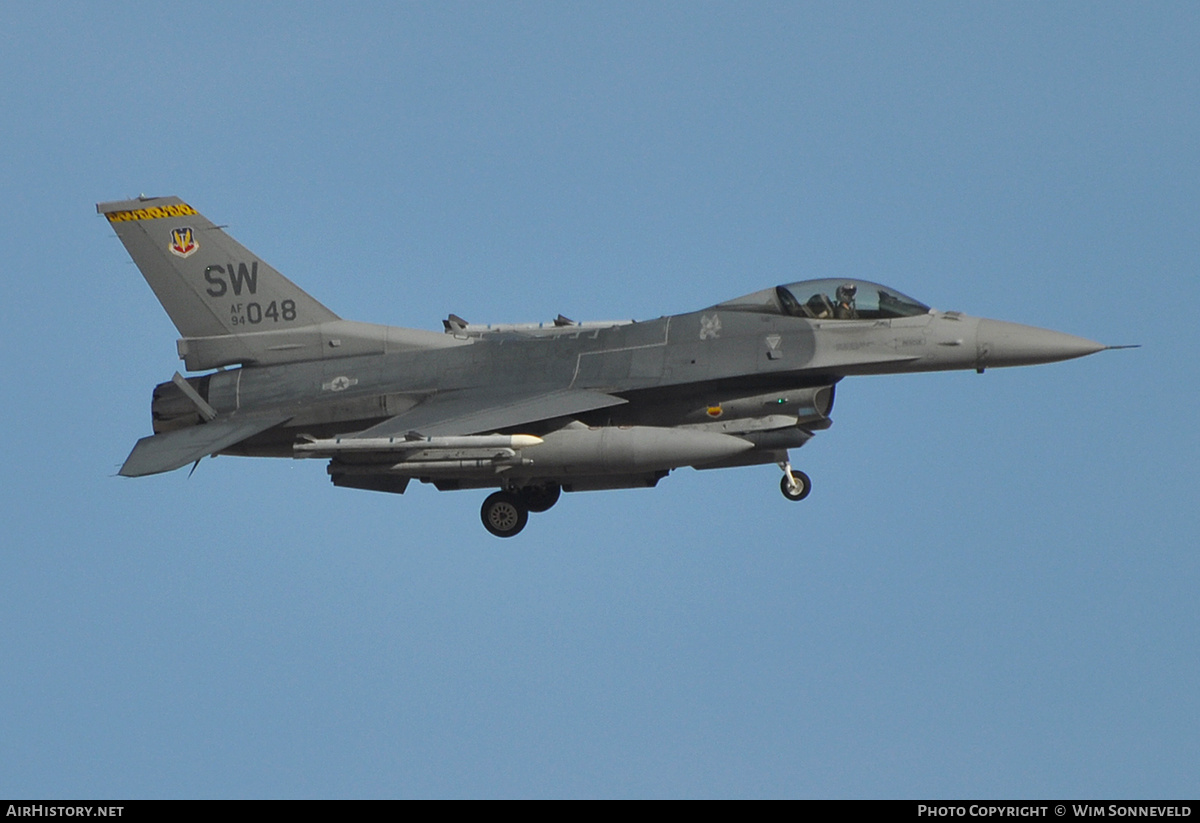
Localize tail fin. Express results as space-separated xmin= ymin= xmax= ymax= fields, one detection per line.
xmin=98 ymin=196 xmax=339 ymax=339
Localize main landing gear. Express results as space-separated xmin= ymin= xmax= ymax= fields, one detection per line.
xmin=778 ymin=460 xmax=812 ymax=501
xmin=480 ymin=484 xmax=562 ymax=537
xmin=481 ymin=467 xmax=810 ymax=537
xmin=521 ymin=483 xmax=561 ymax=513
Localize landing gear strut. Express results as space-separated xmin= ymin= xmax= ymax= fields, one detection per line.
xmin=481 ymin=491 xmax=529 ymax=537
xmin=778 ymin=461 xmax=812 ymax=501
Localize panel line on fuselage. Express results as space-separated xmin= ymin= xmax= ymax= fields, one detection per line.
xmin=568 ymin=317 xmax=672 ymax=388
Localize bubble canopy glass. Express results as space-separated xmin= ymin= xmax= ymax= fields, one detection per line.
xmin=717 ymin=279 xmax=931 ymax=320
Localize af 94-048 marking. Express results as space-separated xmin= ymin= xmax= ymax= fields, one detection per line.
xmin=228 ymin=299 xmax=297 ymax=326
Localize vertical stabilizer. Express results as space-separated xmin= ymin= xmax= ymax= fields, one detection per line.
xmin=98 ymin=196 xmax=339 ymax=339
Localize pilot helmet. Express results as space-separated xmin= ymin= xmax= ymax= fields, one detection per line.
xmin=836 ymin=283 xmax=857 ymax=302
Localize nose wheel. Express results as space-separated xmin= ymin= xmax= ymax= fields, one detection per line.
xmin=778 ymin=462 xmax=812 ymax=501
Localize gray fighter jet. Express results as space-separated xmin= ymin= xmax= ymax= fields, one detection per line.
xmin=101 ymin=196 xmax=1116 ymax=536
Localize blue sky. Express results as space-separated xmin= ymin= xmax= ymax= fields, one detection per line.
xmin=1 ymin=2 xmax=1197 ymax=798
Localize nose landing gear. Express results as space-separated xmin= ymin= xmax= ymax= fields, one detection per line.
xmin=778 ymin=461 xmax=812 ymax=501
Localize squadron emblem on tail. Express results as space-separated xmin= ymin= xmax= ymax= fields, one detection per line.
xmin=168 ymin=226 xmax=198 ymax=258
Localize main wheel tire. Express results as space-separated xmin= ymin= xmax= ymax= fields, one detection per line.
xmin=780 ymin=471 xmax=812 ymax=501
xmin=520 ymin=484 xmax=561 ymax=513
xmin=481 ymin=491 xmax=529 ymax=537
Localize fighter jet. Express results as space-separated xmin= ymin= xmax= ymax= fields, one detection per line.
xmin=101 ymin=196 xmax=1117 ymax=537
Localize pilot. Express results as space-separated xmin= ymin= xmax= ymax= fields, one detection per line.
xmin=834 ymin=283 xmax=858 ymax=319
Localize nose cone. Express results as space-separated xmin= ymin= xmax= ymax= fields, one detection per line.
xmin=976 ymin=319 xmax=1106 ymax=368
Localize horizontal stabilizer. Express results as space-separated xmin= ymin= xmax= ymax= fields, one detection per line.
xmin=120 ymin=416 xmax=290 ymax=477
xmin=353 ymin=388 xmax=628 ymax=438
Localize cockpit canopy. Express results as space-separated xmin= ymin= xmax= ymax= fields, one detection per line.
xmin=716 ymin=279 xmax=931 ymax=320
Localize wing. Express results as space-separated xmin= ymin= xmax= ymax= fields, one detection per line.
xmin=120 ymin=415 xmax=291 ymax=477
xmin=351 ymin=387 xmax=628 ymax=438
